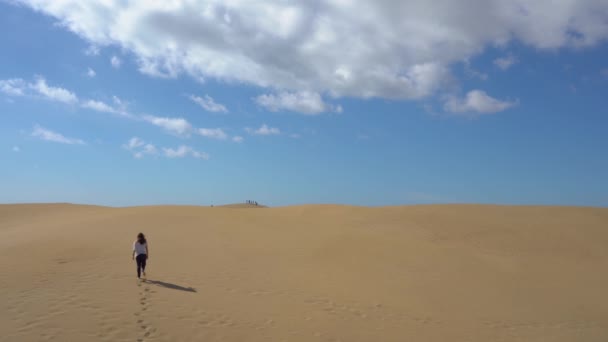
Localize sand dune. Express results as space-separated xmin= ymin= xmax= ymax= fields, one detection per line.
xmin=1 ymin=204 xmax=607 ymax=341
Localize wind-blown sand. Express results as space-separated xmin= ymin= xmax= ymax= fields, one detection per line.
xmin=1 ymin=204 xmax=607 ymax=341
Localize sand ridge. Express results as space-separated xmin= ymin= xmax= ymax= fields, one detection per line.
xmin=1 ymin=204 xmax=607 ymax=341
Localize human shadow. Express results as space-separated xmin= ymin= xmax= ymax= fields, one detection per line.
xmin=145 ymin=280 xmax=197 ymax=293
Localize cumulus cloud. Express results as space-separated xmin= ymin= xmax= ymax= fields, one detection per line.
xmin=143 ymin=115 xmax=193 ymax=136
xmin=246 ymin=124 xmax=281 ymax=136
xmin=31 ymin=125 xmax=85 ymax=144
xmin=444 ymin=90 xmax=517 ymax=115
xmin=30 ymin=77 xmax=78 ymax=104
xmin=255 ymin=91 xmax=341 ymax=115
xmin=494 ymin=55 xmax=518 ymax=70
xmin=86 ymin=67 xmax=96 ymax=77
xmin=189 ymin=94 xmax=228 ymax=113
xmin=111 ymin=55 xmax=122 ymax=68
xmin=14 ymin=0 xmax=608 ymax=105
xmin=0 ymin=79 xmax=27 ymax=96
xmin=197 ymin=128 xmax=228 ymax=140
xmin=232 ymin=136 xmax=244 ymax=143
xmin=123 ymin=137 xmax=157 ymax=158
xmin=163 ymin=145 xmax=209 ymax=159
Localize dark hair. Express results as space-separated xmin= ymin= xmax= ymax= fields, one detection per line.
xmin=137 ymin=232 xmax=146 ymax=244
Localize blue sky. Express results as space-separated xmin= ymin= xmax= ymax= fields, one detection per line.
xmin=1 ymin=1 xmax=607 ymax=207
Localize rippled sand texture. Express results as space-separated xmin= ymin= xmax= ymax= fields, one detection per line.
xmin=1 ymin=204 xmax=607 ymax=341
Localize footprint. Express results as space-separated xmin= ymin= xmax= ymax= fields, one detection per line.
xmin=135 ymin=283 xmax=154 ymax=340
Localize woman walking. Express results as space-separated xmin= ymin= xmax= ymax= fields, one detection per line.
xmin=132 ymin=233 xmax=149 ymax=279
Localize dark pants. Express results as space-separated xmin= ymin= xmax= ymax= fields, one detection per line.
xmin=136 ymin=254 xmax=147 ymax=278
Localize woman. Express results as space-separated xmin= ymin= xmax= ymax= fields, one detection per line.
xmin=132 ymin=233 xmax=149 ymax=279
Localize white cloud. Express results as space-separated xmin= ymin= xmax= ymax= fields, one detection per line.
xmin=163 ymin=145 xmax=209 ymax=159
xmin=189 ymin=94 xmax=228 ymax=113
xmin=1 ymin=77 xmax=132 ymax=117
xmin=197 ymin=127 xmax=228 ymax=140
xmin=143 ymin=144 xmax=157 ymax=154
xmin=30 ymin=77 xmax=78 ymax=104
xmin=140 ymin=114 xmax=236 ymax=143
xmin=112 ymin=95 xmax=124 ymax=106
xmin=124 ymin=137 xmax=145 ymax=150
xmin=31 ymin=125 xmax=85 ymax=144
xmin=111 ymin=96 xmax=131 ymax=115
xmin=111 ymin=55 xmax=122 ymax=68
xmin=494 ymin=55 xmax=518 ymax=70
xmin=143 ymin=115 xmax=193 ymax=136
xmin=0 ymin=79 xmax=27 ymax=96
xmin=162 ymin=145 xmax=189 ymax=158
xmin=81 ymin=99 xmax=115 ymax=113
xmin=1 ymin=77 xmax=84 ymax=107
xmin=254 ymin=91 xmax=341 ymax=115
xmin=246 ymin=124 xmax=281 ymax=136
xmin=444 ymin=90 xmax=517 ymax=115
xmin=86 ymin=67 xmax=96 ymax=77
xmin=13 ymin=0 xmax=608 ymax=105
xmin=12 ymin=146 xmax=20 ymax=152
xmin=232 ymin=136 xmax=244 ymax=143
xmin=191 ymin=150 xmax=209 ymax=159
xmin=81 ymin=98 xmax=132 ymax=117
xmin=123 ymin=137 xmax=157 ymax=158
xmin=289 ymin=133 xmax=301 ymax=139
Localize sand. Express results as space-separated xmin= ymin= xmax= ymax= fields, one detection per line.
xmin=1 ymin=203 xmax=607 ymax=341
